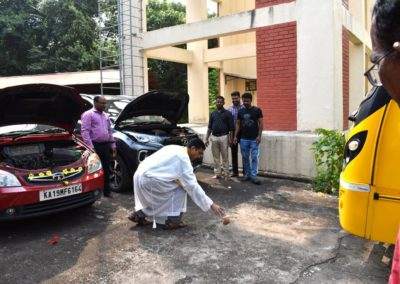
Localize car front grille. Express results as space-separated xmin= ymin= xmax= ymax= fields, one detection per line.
xmin=25 ymin=171 xmax=84 ymax=185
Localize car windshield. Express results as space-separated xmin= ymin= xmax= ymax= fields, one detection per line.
xmin=107 ymin=100 xmax=129 ymax=122
xmin=81 ymin=96 xmax=172 ymax=125
xmin=0 ymin=124 xmax=66 ymax=136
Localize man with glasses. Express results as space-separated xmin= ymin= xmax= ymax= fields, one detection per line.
xmin=366 ymin=0 xmax=400 ymax=95
xmin=81 ymin=96 xmax=116 ymax=198
xmin=369 ymin=1 xmax=400 ymax=283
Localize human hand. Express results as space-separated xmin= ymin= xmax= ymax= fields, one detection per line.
xmin=233 ymin=137 xmax=238 ymax=145
xmin=256 ymin=136 xmax=261 ymax=144
xmin=211 ymin=203 xmax=225 ymax=218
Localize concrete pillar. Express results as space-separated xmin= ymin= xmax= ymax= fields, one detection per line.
xmin=119 ymin=0 xmax=145 ymax=97
xmin=142 ymin=0 xmax=149 ymax=93
xmin=349 ymin=43 xmax=366 ymax=115
xmin=219 ymin=62 xmax=226 ymax=98
xmin=348 ymin=0 xmax=366 ymax=116
xmin=296 ymin=0 xmax=343 ymax=130
xmin=186 ymin=0 xmax=209 ymax=123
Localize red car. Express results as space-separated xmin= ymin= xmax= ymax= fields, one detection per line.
xmin=0 ymin=84 xmax=104 ymax=220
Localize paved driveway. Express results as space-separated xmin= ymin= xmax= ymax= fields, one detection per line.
xmin=0 ymin=170 xmax=390 ymax=283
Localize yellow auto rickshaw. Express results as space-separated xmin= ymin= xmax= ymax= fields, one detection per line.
xmin=339 ymin=86 xmax=400 ymax=244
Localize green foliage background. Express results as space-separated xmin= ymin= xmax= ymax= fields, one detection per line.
xmin=311 ymin=128 xmax=346 ymax=195
xmin=0 ymin=0 xmax=99 ymax=75
xmin=0 ymin=0 xmax=219 ymax=122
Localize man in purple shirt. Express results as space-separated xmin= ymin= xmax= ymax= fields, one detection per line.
xmin=81 ymin=96 xmax=116 ymax=198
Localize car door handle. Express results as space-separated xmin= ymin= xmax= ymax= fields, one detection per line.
xmin=373 ymin=192 xmax=400 ymax=201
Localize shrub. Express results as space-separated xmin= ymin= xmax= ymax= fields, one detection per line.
xmin=311 ymin=128 xmax=346 ymax=195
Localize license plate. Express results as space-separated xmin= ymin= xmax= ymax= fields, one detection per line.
xmin=39 ymin=184 xmax=83 ymax=201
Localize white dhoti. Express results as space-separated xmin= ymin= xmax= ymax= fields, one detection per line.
xmin=132 ymin=145 xmax=214 ymax=223
xmin=134 ymin=173 xmax=187 ymax=218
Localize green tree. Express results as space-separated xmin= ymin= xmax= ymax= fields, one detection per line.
xmin=146 ymin=0 xmax=187 ymax=92
xmin=0 ymin=0 xmax=41 ymax=75
xmin=0 ymin=0 xmax=219 ymax=118
xmin=0 ymin=0 xmax=99 ymax=76
xmin=33 ymin=0 xmax=99 ymax=73
xmin=147 ymin=0 xmax=186 ymax=32
xmin=146 ymin=0 xmax=219 ymax=122
xmin=209 ymin=68 xmax=219 ymax=113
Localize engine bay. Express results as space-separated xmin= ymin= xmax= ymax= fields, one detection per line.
xmin=121 ymin=124 xmax=198 ymax=146
xmin=0 ymin=141 xmax=85 ymax=170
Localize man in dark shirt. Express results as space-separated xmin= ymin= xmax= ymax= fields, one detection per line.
xmin=205 ymin=96 xmax=234 ymax=179
xmin=228 ymin=91 xmax=244 ymax=177
xmin=234 ymin=92 xmax=263 ymax=185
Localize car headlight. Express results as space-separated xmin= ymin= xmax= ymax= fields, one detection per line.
xmin=0 ymin=170 xmax=21 ymax=187
xmin=348 ymin=140 xmax=360 ymax=151
xmin=343 ymin=131 xmax=367 ymax=168
xmin=87 ymin=153 xmax=102 ymax=174
xmin=131 ymin=133 xmax=150 ymax=143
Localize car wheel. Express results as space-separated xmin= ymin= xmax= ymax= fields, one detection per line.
xmin=109 ymin=155 xmax=131 ymax=192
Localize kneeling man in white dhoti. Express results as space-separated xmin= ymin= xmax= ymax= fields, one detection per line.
xmin=128 ymin=138 xmax=225 ymax=229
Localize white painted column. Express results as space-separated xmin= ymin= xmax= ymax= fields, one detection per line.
xmin=348 ymin=0 xmax=366 ymax=114
xmin=219 ymin=62 xmax=226 ymax=98
xmin=186 ymin=0 xmax=209 ymax=123
xmin=119 ymin=0 xmax=145 ymax=97
xmin=297 ymin=0 xmax=343 ymax=130
xmin=349 ymin=43 xmax=366 ymax=114
xmin=142 ymin=0 xmax=149 ymax=93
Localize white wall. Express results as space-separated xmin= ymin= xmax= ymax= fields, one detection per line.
xmin=187 ymin=125 xmax=317 ymax=179
xmin=297 ymin=0 xmax=343 ymax=131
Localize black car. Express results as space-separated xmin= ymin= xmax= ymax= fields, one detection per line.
xmin=80 ymin=91 xmax=199 ymax=192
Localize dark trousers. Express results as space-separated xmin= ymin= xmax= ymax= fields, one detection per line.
xmin=231 ymin=143 xmax=239 ymax=175
xmin=231 ymin=143 xmax=246 ymax=176
xmin=93 ymin=142 xmax=112 ymax=195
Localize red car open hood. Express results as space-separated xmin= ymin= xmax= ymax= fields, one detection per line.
xmin=0 ymin=84 xmax=91 ymax=133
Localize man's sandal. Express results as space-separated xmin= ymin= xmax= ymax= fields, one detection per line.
xmin=163 ymin=220 xmax=188 ymax=230
xmin=128 ymin=212 xmax=152 ymax=226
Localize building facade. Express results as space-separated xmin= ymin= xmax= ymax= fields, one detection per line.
xmin=129 ymin=0 xmax=374 ymax=132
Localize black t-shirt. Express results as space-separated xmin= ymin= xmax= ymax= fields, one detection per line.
xmin=238 ymin=106 xmax=263 ymax=140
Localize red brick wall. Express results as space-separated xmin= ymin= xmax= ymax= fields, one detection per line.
xmin=255 ymin=0 xmax=297 ymax=130
xmin=256 ymin=0 xmax=294 ymax=8
xmin=342 ymin=28 xmax=349 ymax=129
xmin=341 ymin=0 xmax=349 ymax=129
xmin=256 ymin=22 xmax=297 ymax=131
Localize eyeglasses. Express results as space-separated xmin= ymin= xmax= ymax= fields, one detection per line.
xmin=364 ymin=50 xmax=394 ymax=87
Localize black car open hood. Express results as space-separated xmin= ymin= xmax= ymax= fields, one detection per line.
xmin=115 ymin=91 xmax=189 ymax=126
xmin=0 ymin=84 xmax=91 ymax=133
